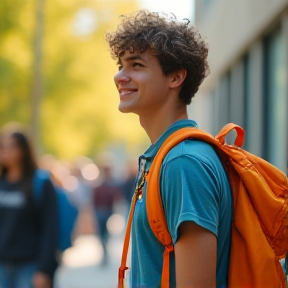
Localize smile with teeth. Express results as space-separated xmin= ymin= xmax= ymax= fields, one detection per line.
xmin=119 ymin=90 xmax=138 ymax=97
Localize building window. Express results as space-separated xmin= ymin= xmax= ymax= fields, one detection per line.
xmin=215 ymin=72 xmax=230 ymax=134
xmin=244 ymin=43 xmax=264 ymax=156
xmin=263 ymin=26 xmax=287 ymax=172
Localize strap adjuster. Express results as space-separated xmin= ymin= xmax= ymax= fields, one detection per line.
xmin=118 ymin=266 xmax=128 ymax=279
xmin=166 ymin=244 xmax=174 ymax=253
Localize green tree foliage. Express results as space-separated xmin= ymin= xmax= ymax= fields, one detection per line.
xmin=0 ymin=0 xmax=148 ymax=159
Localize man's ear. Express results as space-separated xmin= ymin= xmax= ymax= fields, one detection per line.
xmin=169 ymin=69 xmax=187 ymax=88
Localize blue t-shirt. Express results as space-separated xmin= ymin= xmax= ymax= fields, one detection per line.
xmin=130 ymin=120 xmax=233 ymax=288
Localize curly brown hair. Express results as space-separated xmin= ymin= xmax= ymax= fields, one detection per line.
xmin=106 ymin=10 xmax=209 ymax=104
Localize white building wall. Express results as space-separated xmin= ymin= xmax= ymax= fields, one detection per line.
xmin=195 ymin=0 xmax=288 ymax=91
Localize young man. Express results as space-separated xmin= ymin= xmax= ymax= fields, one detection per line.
xmin=106 ymin=11 xmax=232 ymax=288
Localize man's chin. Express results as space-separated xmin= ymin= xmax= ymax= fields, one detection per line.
xmin=118 ymin=103 xmax=137 ymax=114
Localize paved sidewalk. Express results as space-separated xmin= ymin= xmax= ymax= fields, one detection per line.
xmin=54 ymin=234 xmax=127 ymax=288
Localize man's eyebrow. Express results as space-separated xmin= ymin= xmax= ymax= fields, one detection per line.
xmin=122 ymin=55 xmax=146 ymax=62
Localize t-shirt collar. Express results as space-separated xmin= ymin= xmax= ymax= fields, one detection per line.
xmin=141 ymin=119 xmax=198 ymax=160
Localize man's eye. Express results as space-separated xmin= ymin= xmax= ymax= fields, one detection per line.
xmin=133 ymin=62 xmax=142 ymax=67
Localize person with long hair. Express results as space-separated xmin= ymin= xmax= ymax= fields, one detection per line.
xmin=0 ymin=126 xmax=58 ymax=288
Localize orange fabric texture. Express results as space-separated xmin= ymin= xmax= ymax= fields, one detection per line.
xmin=119 ymin=123 xmax=288 ymax=288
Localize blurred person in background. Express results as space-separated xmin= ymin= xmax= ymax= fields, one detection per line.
xmin=0 ymin=127 xmax=58 ymax=288
xmin=71 ymin=163 xmax=94 ymax=236
xmin=92 ymin=163 xmax=122 ymax=266
xmin=71 ymin=164 xmax=92 ymax=210
xmin=121 ymin=158 xmax=138 ymax=206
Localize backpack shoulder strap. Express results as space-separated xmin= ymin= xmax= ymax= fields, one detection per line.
xmin=146 ymin=127 xmax=217 ymax=288
xmin=146 ymin=124 xmax=244 ymax=288
xmin=146 ymin=126 xmax=220 ymax=244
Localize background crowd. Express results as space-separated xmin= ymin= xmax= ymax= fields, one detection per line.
xmin=0 ymin=124 xmax=137 ymax=288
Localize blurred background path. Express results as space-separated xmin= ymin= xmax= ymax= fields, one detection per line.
xmin=55 ymin=223 xmax=125 ymax=288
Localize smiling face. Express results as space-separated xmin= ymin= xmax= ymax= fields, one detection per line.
xmin=114 ymin=49 xmax=171 ymax=116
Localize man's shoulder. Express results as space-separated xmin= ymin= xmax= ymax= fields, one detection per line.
xmin=159 ymin=138 xmax=231 ymax=200
xmin=162 ymin=138 xmax=220 ymax=167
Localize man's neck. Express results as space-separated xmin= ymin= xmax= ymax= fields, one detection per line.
xmin=139 ymin=104 xmax=188 ymax=144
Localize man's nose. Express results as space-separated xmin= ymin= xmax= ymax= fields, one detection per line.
xmin=114 ymin=70 xmax=131 ymax=85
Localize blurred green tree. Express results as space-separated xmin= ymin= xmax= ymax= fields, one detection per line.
xmin=0 ymin=0 xmax=148 ymax=159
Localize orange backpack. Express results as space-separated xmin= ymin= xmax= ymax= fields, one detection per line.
xmin=119 ymin=123 xmax=288 ymax=288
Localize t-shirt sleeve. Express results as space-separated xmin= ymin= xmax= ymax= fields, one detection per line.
xmin=160 ymin=154 xmax=221 ymax=245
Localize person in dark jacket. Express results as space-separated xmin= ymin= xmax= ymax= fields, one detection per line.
xmin=0 ymin=127 xmax=58 ymax=288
